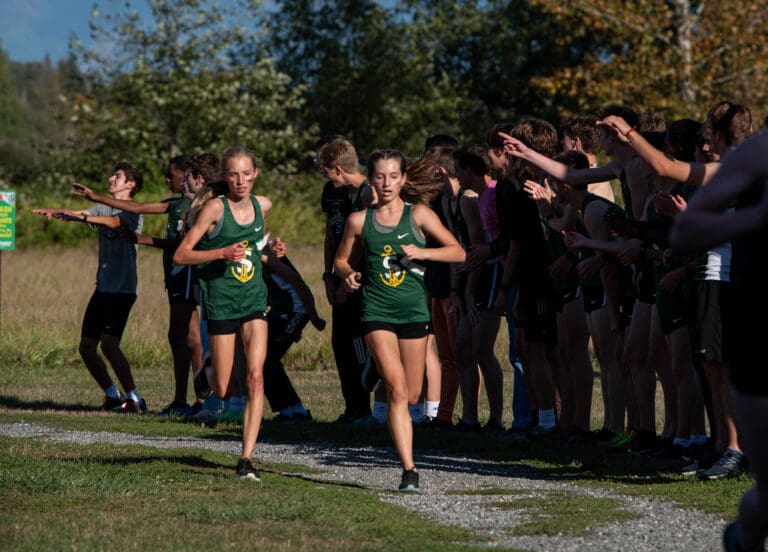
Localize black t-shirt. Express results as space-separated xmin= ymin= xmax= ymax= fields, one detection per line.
xmin=320 ymin=179 xmax=370 ymax=255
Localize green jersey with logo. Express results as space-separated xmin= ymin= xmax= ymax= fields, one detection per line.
xmin=361 ymin=203 xmax=429 ymax=324
xmin=196 ymin=195 xmax=268 ymax=321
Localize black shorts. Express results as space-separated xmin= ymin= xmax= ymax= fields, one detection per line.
xmin=81 ymin=291 xmax=136 ymax=340
xmin=582 ymin=284 xmax=606 ymax=313
xmin=555 ymin=283 xmax=581 ymax=313
xmin=166 ymin=267 xmax=197 ymax=305
xmin=518 ymin=297 xmax=557 ymax=347
xmin=656 ymin=288 xmax=688 ymax=335
xmin=696 ymin=280 xmax=728 ymax=362
xmin=207 ymin=310 xmax=268 ymax=335
xmin=362 ymin=320 xmax=430 ymax=339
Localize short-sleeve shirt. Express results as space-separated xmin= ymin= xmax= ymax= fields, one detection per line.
xmin=87 ymin=204 xmax=143 ymax=295
xmin=321 ymin=179 xmax=370 ymax=255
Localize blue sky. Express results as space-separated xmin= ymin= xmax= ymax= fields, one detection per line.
xmin=0 ymin=0 xmax=152 ymax=63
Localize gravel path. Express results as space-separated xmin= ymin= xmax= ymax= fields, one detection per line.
xmin=0 ymin=421 xmax=724 ymax=551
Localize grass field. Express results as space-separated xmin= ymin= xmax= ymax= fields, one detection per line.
xmin=0 ymin=245 xmax=751 ymax=550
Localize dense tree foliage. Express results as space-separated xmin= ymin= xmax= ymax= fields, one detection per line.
xmin=1 ymin=0 xmax=766 ymax=191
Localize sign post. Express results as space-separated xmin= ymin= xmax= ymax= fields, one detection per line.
xmin=0 ymin=190 xmax=16 ymax=329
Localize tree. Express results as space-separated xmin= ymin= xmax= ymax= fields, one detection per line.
xmin=268 ymin=0 xmax=474 ymax=157
xmin=69 ymin=0 xmax=315 ymax=188
xmin=531 ymin=0 xmax=768 ymax=120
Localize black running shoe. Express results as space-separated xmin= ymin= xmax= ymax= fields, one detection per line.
xmin=397 ymin=469 xmax=420 ymax=493
xmin=112 ymin=398 xmax=148 ymax=414
xmin=101 ymin=396 xmax=125 ymax=411
xmin=698 ymin=449 xmax=746 ymax=481
xmin=234 ymin=458 xmax=261 ymax=481
xmin=159 ymin=401 xmax=191 ymax=417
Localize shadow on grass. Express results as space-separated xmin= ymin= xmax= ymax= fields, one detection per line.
xmin=53 ymin=453 xmax=225 ymax=471
xmin=1 ymin=395 xmax=689 ymax=489
xmin=0 ymin=395 xmax=98 ymax=412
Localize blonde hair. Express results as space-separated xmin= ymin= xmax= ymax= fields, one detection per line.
xmin=186 ymin=180 xmax=228 ymax=228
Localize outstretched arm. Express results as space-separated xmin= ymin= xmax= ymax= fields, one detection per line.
xmin=498 ymin=131 xmax=621 ymax=186
xmin=72 ymin=183 xmax=171 ymax=214
xmin=598 ymin=116 xmax=719 ymax=186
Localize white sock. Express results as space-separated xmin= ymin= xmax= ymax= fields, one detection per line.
xmin=291 ymin=403 xmax=309 ymax=416
xmin=673 ymin=437 xmax=691 ymax=448
xmin=373 ymin=400 xmax=388 ymax=423
xmin=126 ymin=388 xmax=141 ymax=402
xmin=103 ymin=384 xmax=120 ymax=399
xmin=229 ymin=395 xmax=246 ymax=413
xmin=690 ymin=434 xmax=707 ymax=446
xmin=408 ymin=402 xmax=424 ymax=422
xmin=538 ymin=409 xmax=556 ymax=429
xmin=425 ymin=401 xmax=439 ymax=419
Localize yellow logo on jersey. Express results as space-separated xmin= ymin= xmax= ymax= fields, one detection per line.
xmin=379 ymin=244 xmax=406 ymax=288
xmin=231 ymin=240 xmax=255 ymax=283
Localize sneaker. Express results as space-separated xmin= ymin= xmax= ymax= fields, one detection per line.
xmin=593 ymin=428 xmax=616 ymax=442
xmin=606 ymin=430 xmax=635 ymax=450
xmin=426 ymin=417 xmax=454 ymax=431
xmin=397 ymin=469 xmax=420 ymax=493
xmin=193 ymin=359 xmax=212 ymax=400
xmin=482 ymin=418 xmax=507 ymax=433
xmin=159 ymin=401 xmax=192 ymax=417
xmin=353 ymin=414 xmax=385 ymax=426
xmin=112 ymin=398 xmax=147 ymax=414
xmin=681 ymin=460 xmax=700 ymax=476
xmin=698 ymin=449 xmax=746 ymax=481
xmin=190 ymin=408 xmax=220 ymax=422
xmin=234 ymin=458 xmax=260 ymax=481
xmin=649 ymin=441 xmax=689 ymax=460
xmin=218 ymin=409 xmax=244 ymax=423
xmin=527 ymin=424 xmax=557 ymax=439
xmin=101 ymin=396 xmax=125 ymax=411
xmin=334 ymin=412 xmax=356 ymax=424
xmin=626 ymin=430 xmax=659 ymax=455
xmin=566 ymin=427 xmax=597 ymax=444
xmin=274 ymin=410 xmax=313 ymax=423
xmin=453 ymin=419 xmax=482 ymax=432
xmin=361 ymin=356 xmax=381 ymax=392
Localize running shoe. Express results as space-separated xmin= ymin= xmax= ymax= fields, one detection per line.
xmin=159 ymin=401 xmax=192 ymax=417
xmin=698 ymin=449 xmax=746 ymax=481
xmin=397 ymin=469 xmax=420 ymax=493
xmin=626 ymin=430 xmax=659 ymax=455
xmin=273 ymin=410 xmax=314 ymax=423
xmin=482 ymin=418 xmax=507 ymax=433
xmin=217 ymin=409 xmax=243 ymax=423
xmin=453 ymin=419 xmax=482 ymax=432
xmin=112 ymin=398 xmax=147 ymax=414
xmin=101 ymin=396 xmax=125 ymax=411
xmin=234 ymin=458 xmax=260 ymax=481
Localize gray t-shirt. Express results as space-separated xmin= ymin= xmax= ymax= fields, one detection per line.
xmin=87 ymin=204 xmax=143 ymax=294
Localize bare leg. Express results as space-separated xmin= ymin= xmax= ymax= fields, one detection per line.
xmin=239 ymin=318 xmax=267 ymax=460
xmin=100 ymin=335 xmax=136 ymax=392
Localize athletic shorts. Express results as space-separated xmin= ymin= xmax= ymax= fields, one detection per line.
xmin=166 ymin=267 xmax=197 ymax=305
xmin=81 ymin=291 xmax=136 ymax=340
xmin=362 ymin=320 xmax=430 ymax=339
xmin=696 ymin=280 xmax=728 ymax=362
xmin=518 ymin=297 xmax=557 ymax=347
xmin=555 ymin=283 xmax=581 ymax=313
xmin=207 ymin=310 xmax=268 ymax=335
xmin=656 ymin=288 xmax=688 ymax=336
xmin=582 ymin=284 xmax=607 ymax=313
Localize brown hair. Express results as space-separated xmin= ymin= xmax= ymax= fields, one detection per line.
xmin=707 ymin=101 xmax=753 ymax=148
xmin=318 ymin=139 xmax=360 ymax=173
xmin=188 ymin=152 xmax=220 ymax=184
xmin=114 ymin=162 xmax=142 ymax=196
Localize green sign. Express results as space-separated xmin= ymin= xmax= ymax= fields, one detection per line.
xmin=0 ymin=190 xmax=16 ymax=251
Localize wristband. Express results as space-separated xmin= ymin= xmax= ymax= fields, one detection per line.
xmin=624 ymin=126 xmax=637 ymax=139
